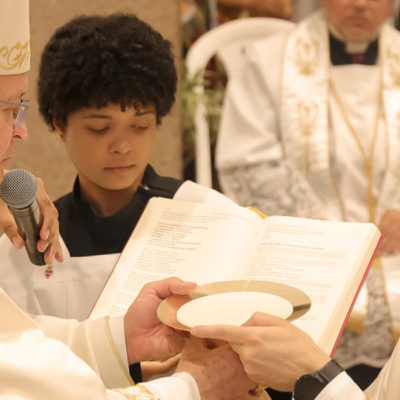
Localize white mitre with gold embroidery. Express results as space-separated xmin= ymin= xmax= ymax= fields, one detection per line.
xmin=0 ymin=0 xmax=30 ymax=75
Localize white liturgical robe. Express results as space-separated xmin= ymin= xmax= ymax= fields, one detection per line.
xmin=1 ymin=285 xmax=400 ymax=399
xmin=0 ymin=287 xmax=200 ymax=399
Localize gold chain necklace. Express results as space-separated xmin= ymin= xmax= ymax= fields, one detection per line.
xmin=329 ymin=79 xmax=382 ymax=223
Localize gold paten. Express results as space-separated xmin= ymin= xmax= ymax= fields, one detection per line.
xmin=157 ymin=280 xmax=311 ymax=331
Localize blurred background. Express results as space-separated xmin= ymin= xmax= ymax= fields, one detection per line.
xmin=10 ymin=0 xmax=324 ymax=200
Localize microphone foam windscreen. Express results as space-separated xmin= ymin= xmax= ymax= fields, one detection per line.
xmin=0 ymin=169 xmax=38 ymax=209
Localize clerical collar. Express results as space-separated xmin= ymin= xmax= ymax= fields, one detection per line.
xmin=329 ymin=33 xmax=378 ymax=66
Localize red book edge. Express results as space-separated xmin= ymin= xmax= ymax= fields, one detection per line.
xmin=329 ymin=232 xmax=384 ymax=357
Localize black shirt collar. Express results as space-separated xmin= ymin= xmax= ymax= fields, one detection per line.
xmin=329 ymin=33 xmax=378 ymax=66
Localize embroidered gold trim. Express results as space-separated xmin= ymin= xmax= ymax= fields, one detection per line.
xmin=0 ymin=41 xmax=30 ymax=71
xmin=298 ymin=100 xmax=318 ymax=175
xmin=113 ymin=384 xmax=160 ymax=400
xmin=104 ymin=316 xmax=134 ymax=385
xmin=282 ymin=21 xmax=342 ymax=213
xmin=294 ymin=36 xmax=319 ymax=75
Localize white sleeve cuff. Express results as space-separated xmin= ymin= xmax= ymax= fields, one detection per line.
xmin=141 ymin=372 xmax=201 ymax=400
xmin=107 ymin=316 xmax=128 ymax=368
xmin=316 ymin=372 xmax=366 ymax=400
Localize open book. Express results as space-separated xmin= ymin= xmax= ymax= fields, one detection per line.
xmin=90 ymin=197 xmax=381 ymax=355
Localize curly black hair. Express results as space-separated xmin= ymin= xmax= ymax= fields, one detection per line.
xmin=38 ymin=13 xmax=177 ymax=129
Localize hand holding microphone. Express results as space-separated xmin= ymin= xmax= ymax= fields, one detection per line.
xmin=0 ymin=169 xmax=63 ymax=265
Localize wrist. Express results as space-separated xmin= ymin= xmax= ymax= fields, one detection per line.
xmin=293 ymin=359 xmax=344 ymax=400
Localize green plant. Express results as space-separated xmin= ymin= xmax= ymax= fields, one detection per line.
xmin=181 ymin=65 xmax=226 ymax=158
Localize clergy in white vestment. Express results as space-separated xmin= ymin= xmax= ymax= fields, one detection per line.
xmin=0 ymin=1 xmax=258 ymax=399
xmin=216 ymin=0 xmax=400 ymax=389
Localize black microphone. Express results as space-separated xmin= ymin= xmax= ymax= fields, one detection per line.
xmin=0 ymin=169 xmax=46 ymax=265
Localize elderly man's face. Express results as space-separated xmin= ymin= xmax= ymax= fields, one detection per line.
xmin=0 ymin=73 xmax=28 ymax=181
xmin=322 ymin=0 xmax=394 ymax=43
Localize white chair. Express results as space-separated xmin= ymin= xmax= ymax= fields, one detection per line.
xmin=185 ymin=17 xmax=294 ymax=188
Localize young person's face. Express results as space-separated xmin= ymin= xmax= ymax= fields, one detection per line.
xmin=322 ymin=0 xmax=394 ymax=43
xmin=56 ymin=103 xmax=157 ymax=195
xmin=0 ymin=73 xmax=28 ymax=181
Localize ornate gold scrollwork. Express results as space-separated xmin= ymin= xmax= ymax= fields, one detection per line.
xmin=298 ymin=100 xmax=318 ymax=137
xmin=295 ymin=36 xmax=319 ymax=76
xmin=298 ymin=100 xmax=318 ymax=175
xmin=0 ymin=41 xmax=30 ymax=71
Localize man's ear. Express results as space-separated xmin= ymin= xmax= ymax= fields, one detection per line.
xmin=53 ymin=120 xmax=67 ymax=141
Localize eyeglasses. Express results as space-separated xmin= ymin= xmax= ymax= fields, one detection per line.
xmin=0 ymin=99 xmax=30 ymax=129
